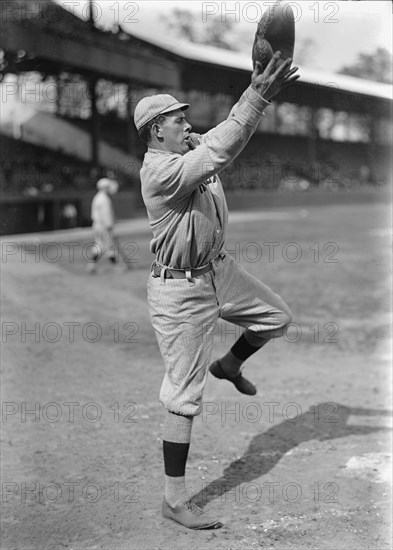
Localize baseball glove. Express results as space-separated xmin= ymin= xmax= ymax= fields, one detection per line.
xmin=252 ymin=1 xmax=295 ymax=71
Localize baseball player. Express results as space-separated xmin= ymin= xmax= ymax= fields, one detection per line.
xmin=134 ymin=52 xmax=299 ymax=529
xmin=88 ymin=177 xmax=119 ymax=274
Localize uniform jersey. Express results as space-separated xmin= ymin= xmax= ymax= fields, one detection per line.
xmin=140 ymin=85 xmax=270 ymax=269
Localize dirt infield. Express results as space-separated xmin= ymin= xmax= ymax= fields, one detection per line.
xmin=1 ymin=201 xmax=392 ymax=549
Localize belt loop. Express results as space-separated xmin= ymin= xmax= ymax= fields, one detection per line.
xmin=185 ymin=269 xmax=195 ymax=286
xmin=160 ymin=266 xmax=167 ymax=285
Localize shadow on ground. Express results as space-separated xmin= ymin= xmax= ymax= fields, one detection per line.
xmin=193 ymin=403 xmax=392 ymax=507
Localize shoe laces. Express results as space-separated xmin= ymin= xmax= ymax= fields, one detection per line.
xmin=184 ymin=500 xmax=204 ymax=517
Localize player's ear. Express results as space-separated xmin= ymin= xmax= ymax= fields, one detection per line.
xmin=152 ymin=122 xmax=164 ymax=139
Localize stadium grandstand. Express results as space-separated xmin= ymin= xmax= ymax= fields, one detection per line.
xmin=0 ymin=0 xmax=392 ymax=234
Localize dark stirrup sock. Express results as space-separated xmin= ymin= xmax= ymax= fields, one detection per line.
xmin=163 ymin=442 xmax=190 ymax=507
xmin=219 ymin=333 xmax=270 ymax=376
xmin=231 ymin=333 xmax=264 ymax=361
xmin=163 ymin=411 xmax=193 ymax=506
xmin=163 ymin=441 xmax=190 ymax=477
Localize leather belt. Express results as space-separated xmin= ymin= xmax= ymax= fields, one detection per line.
xmin=151 ymin=261 xmax=213 ymax=280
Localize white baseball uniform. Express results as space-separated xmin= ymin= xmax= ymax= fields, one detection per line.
xmin=91 ymin=189 xmax=116 ymax=257
xmin=141 ymin=85 xmax=292 ymax=416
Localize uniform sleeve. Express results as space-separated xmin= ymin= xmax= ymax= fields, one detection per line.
xmin=228 ymin=89 xmax=264 ymax=118
xmin=147 ymin=86 xmax=270 ymax=205
xmin=199 ymin=87 xmax=270 ymax=141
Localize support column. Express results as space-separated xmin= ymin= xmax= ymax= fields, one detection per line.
xmin=56 ymin=74 xmax=62 ymax=117
xmin=87 ymin=0 xmax=99 ymax=166
xmin=308 ymin=107 xmax=318 ymax=165
xmin=127 ymin=83 xmax=137 ymax=155
xmin=88 ymin=77 xmax=99 ymax=166
xmin=368 ymin=114 xmax=379 ymax=182
xmin=88 ymin=0 xmax=95 ymax=29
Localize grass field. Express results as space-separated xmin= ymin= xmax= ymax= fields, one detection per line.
xmin=1 ymin=199 xmax=392 ymax=549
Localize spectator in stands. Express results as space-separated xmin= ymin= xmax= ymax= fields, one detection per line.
xmin=88 ymin=177 xmax=119 ymax=274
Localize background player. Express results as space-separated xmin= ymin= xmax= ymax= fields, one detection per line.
xmin=88 ymin=177 xmax=120 ymax=274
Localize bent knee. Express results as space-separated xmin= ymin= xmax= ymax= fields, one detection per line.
xmin=271 ymin=308 xmax=293 ymax=336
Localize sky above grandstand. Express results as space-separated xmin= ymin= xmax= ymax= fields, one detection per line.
xmin=54 ymin=1 xmax=392 ymax=73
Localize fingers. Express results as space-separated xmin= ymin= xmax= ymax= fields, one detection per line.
xmin=254 ymin=54 xmax=295 ymax=81
xmin=283 ymin=68 xmax=300 ymax=82
xmin=264 ymin=50 xmax=282 ymax=75
xmin=281 ymin=74 xmax=301 ymax=89
xmin=273 ymin=57 xmax=292 ymax=79
xmin=276 ymin=64 xmax=299 ymax=86
xmin=252 ymin=60 xmax=264 ymax=80
xmin=280 ymin=68 xmax=299 ymax=85
xmin=284 ymin=66 xmax=299 ymax=78
xmin=251 ymin=51 xmax=299 ymax=98
xmin=252 ymin=51 xmax=283 ymax=84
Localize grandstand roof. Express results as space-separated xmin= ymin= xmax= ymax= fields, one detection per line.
xmin=2 ymin=0 xmax=390 ymax=106
xmin=1 ymin=0 xmax=180 ymax=87
xmin=127 ymin=28 xmax=392 ymax=102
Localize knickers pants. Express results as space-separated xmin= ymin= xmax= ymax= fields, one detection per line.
xmin=147 ymin=252 xmax=292 ymax=416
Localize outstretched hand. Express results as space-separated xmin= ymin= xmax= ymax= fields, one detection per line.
xmin=251 ymin=51 xmax=299 ymax=101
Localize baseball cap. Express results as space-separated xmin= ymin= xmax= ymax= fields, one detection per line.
xmin=134 ymin=94 xmax=189 ymax=131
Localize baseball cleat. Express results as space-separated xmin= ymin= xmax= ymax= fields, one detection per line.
xmin=209 ymin=360 xmax=257 ymax=396
xmin=162 ymin=498 xmax=223 ymax=530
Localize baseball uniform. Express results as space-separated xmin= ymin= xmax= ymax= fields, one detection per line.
xmin=141 ymin=84 xmax=292 ymax=416
xmin=91 ymin=188 xmax=116 ymax=259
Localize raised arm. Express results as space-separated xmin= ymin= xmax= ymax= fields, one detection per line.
xmin=147 ymin=53 xmax=299 ymax=204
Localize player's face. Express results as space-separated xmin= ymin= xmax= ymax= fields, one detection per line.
xmin=156 ymin=109 xmax=192 ymax=155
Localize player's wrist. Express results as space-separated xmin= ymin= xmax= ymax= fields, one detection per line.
xmin=247 ymin=84 xmax=271 ymax=110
